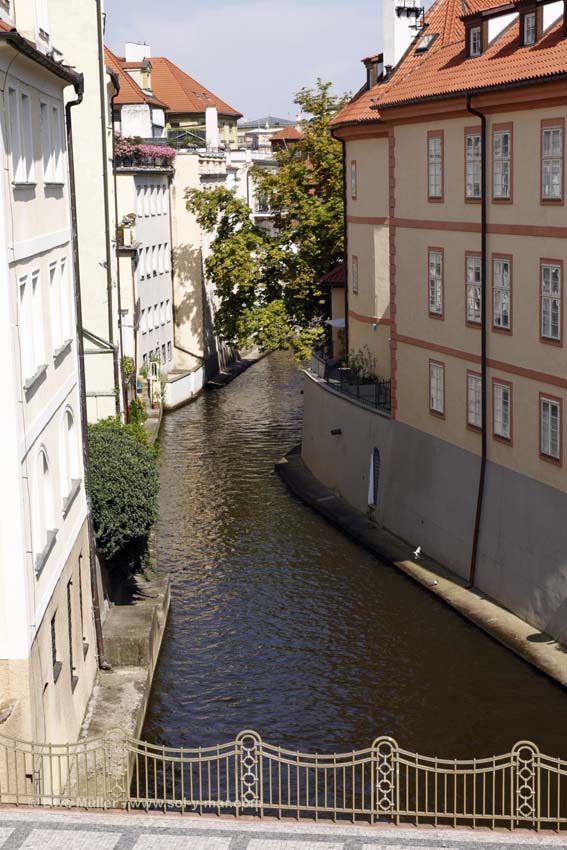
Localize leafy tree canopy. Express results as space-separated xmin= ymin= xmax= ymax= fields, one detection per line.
xmin=186 ymin=79 xmax=349 ymax=358
xmin=88 ymin=418 xmax=159 ymax=566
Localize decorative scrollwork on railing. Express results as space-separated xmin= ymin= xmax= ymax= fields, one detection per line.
xmin=236 ymin=730 xmax=261 ymax=809
xmin=373 ymin=736 xmax=398 ymax=814
xmin=104 ymin=729 xmax=129 ymax=806
xmin=513 ymin=741 xmax=539 ymax=823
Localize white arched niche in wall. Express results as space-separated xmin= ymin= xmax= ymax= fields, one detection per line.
xmin=33 ymin=446 xmax=54 ymax=558
xmin=60 ymin=406 xmax=80 ymax=502
xmin=368 ymin=448 xmax=381 ymax=508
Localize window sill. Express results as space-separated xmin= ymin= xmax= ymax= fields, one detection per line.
xmin=429 ymin=409 xmax=445 ymax=419
xmin=24 ymin=364 xmax=48 ymax=394
xmin=541 ymin=197 xmax=563 ymax=205
xmin=492 ymin=197 xmax=512 ymax=204
xmin=493 ymin=325 xmax=512 ymax=334
xmin=466 ymin=320 xmax=482 ymax=329
xmin=465 ymin=197 xmax=481 ymax=204
xmin=493 ymin=433 xmax=512 ymax=445
xmin=45 ymin=181 xmax=65 ymax=188
xmin=428 ymin=311 xmax=444 ymax=321
xmin=540 ymin=450 xmax=562 ymax=467
xmin=540 ymin=335 xmax=563 ymax=347
xmin=12 ymin=181 xmax=36 ymax=189
xmin=54 ymin=339 xmax=72 ymax=363
xmin=53 ymin=661 xmax=62 ymax=684
xmin=62 ymin=479 xmax=82 ymax=518
xmin=35 ymin=528 xmax=58 ymax=577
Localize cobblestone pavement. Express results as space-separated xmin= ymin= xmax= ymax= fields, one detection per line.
xmin=2 ymin=810 xmax=567 ymax=850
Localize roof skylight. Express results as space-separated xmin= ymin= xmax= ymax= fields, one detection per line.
xmin=416 ymin=32 xmax=438 ymax=52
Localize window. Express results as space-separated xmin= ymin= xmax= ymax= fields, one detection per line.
xmin=427 ymin=132 xmax=443 ymax=199
xmin=34 ymin=448 xmax=55 ymax=562
xmin=160 ymin=302 xmax=165 ymax=325
xmin=161 ymin=343 xmax=166 ymax=363
xmin=466 ymin=254 xmax=482 ymax=324
xmin=36 ymin=0 xmax=49 ymax=37
xmin=51 ymin=106 xmax=63 ymax=182
xmin=428 ymin=249 xmax=443 ymax=316
xmin=429 ymin=361 xmax=444 ymax=415
xmin=144 ymin=185 xmax=150 ymax=216
xmin=67 ymin=581 xmax=77 ymax=689
xmin=351 ymin=160 xmax=357 ymax=199
xmin=9 ymin=87 xmax=34 ymax=184
xmin=158 ymin=244 xmax=164 ymax=274
xmin=162 ymin=184 xmax=168 ymax=215
xmin=524 ymin=11 xmax=536 ymax=44
xmin=166 ymin=300 xmax=171 ymax=322
xmin=136 ymin=184 xmax=143 ymax=217
xmin=164 ymin=242 xmax=170 ymax=273
xmin=19 ymin=271 xmax=45 ymax=383
xmin=352 ymin=255 xmax=359 ymax=294
xmin=541 ymin=396 xmax=561 ymax=461
xmin=465 ymin=132 xmax=481 ymax=199
xmin=167 ymin=341 xmax=172 ymax=361
xmin=467 ymin=372 xmax=482 ymax=429
xmin=368 ymin=448 xmax=381 ymax=507
xmin=145 ymin=246 xmax=151 ymax=277
xmin=154 ymin=305 xmax=159 ymax=330
xmin=49 ymin=262 xmax=61 ymax=352
xmin=470 ymin=26 xmax=481 ymax=56
xmin=141 ymin=308 xmax=147 ymax=334
xmin=493 ymin=129 xmax=511 ymax=199
xmin=152 ymin=245 xmax=158 ymax=275
xmin=541 ymin=263 xmax=562 ymax=342
xmin=493 ymin=381 xmax=511 ymax=441
xmin=51 ymin=614 xmax=61 ymax=682
xmin=150 ymin=185 xmax=157 ymax=216
xmin=60 ymin=408 xmax=80 ymax=503
xmin=493 ymin=257 xmax=511 ymax=330
xmin=40 ymin=101 xmax=52 ymax=181
xmin=542 ymin=124 xmax=563 ymax=201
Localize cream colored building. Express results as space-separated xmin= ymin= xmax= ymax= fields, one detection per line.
xmin=304 ymin=0 xmax=567 ymax=644
xmin=0 ymin=2 xmax=98 ymax=745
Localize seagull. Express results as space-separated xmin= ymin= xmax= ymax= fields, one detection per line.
xmin=413 ymin=546 xmax=421 ymax=560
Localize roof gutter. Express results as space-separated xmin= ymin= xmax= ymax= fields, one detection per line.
xmin=0 ymin=30 xmax=82 ymax=84
xmin=466 ymin=93 xmax=488 ymax=590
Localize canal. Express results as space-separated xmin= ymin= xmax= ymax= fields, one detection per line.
xmin=143 ymin=351 xmax=567 ymax=759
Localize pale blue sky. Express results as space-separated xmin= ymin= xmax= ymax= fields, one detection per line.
xmin=105 ymin=0 xmax=380 ymax=120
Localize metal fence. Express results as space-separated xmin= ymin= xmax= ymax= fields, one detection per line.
xmin=309 ymin=353 xmax=391 ymax=414
xmin=2 ymin=731 xmax=567 ymax=830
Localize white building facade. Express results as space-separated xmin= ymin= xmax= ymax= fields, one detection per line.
xmin=0 ymin=3 xmax=98 ymax=745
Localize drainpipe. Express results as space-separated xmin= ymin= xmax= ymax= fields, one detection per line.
xmin=109 ymin=74 xmax=129 ymax=421
xmin=96 ymin=0 xmax=121 ymax=416
xmin=66 ymin=77 xmax=109 ymax=670
xmin=340 ymin=138 xmax=349 ymax=357
xmin=466 ymin=94 xmax=487 ymax=588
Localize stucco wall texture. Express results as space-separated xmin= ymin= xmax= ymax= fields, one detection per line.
xmin=302 ymin=374 xmax=567 ymax=646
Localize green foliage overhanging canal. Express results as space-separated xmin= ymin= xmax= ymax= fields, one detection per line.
xmin=186 ymin=80 xmax=349 ymax=361
xmin=88 ymin=416 xmax=159 ymax=572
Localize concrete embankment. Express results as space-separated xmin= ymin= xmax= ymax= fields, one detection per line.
xmin=276 ymin=446 xmax=567 ymax=690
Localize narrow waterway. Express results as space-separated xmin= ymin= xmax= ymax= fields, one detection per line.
xmin=143 ymin=352 xmax=567 ymax=758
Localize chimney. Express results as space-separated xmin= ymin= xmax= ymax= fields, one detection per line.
xmin=125 ymin=42 xmax=151 ymax=63
xmin=382 ymin=0 xmax=419 ymax=68
xmin=206 ymin=107 xmax=220 ymax=150
xmin=362 ymin=54 xmax=384 ymax=88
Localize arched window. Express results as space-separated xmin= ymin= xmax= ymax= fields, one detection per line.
xmin=60 ymin=407 xmax=80 ymax=502
xmin=34 ymin=447 xmax=54 ymax=558
xmin=368 ymin=448 xmax=381 ymax=507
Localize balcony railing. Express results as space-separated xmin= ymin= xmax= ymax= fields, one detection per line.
xmin=309 ymin=351 xmax=391 ymax=414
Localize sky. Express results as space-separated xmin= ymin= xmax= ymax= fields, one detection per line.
xmin=105 ymin=0 xmax=380 ymax=121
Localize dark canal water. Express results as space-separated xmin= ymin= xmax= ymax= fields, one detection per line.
xmin=143 ymin=351 xmax=567 ymax=758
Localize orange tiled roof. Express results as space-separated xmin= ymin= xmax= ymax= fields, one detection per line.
xmin=105 ymin=47 xmax=168 ymax=109
xmin=271 ymin=126 xmax=302 ymax=141
xmin=332 ymin=0 xmax=567 ymax=126
xmin=319 ymin=262 xmax=345 ymax=286
xmin=149 ymin=57 xmax=242 ymax=119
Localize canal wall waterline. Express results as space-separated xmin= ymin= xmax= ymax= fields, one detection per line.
xmin=276 ymin=446 xmax=567 ymax=690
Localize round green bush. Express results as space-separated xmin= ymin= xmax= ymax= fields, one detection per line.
xmin=88 ymin=418 xmax=159 ymax=564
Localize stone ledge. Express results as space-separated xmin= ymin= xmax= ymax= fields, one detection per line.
xmin=276 ymin=446 xmax=567 ymax=690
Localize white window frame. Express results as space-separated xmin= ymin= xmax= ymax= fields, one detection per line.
xmin=428 ymin=250 xmax=443 ymax=316
xmin=493 ymin=257 xmax=511 ymax=330
xmin=351 ymin=160 xmax=357 ymax=199
xmin=493 ymin=130 xmax=511 ymax=199
xmin=352 ymin=255 xmax=358 ymax=294
xmin=466 ymin=132 xmax=481 ymax=199
xmin=493 ymin=382 xmax=511 ymax=440
xmin=542 ymin=126 xmax=563 ymax=201
xmin=427 ymin=133 xmax=442 ymax=198
xmin=40 ymin=100 xmax=53 ymax=182
xmin=49 ymin=260 xmax=61 ymax=352
xmin=60 ymin=407 xmax=80 ymax=502
xmin=541 ymin=263 xmax=561 ymax=342
xmin=470 ymin=26 xmax=481 ymax=56
xmin=524 ymin=11 xmax=536 ymax=44
xmin=51 ymin=105 xmax=64 ymax=183
xmin=141 ymin=308 xmax=147 ymax=334
xmin=466 ymin=255 xmax=482 ymax=324
xmin=33 ymin=447 xmax=54 ymax=559
xmin=429 ymin=361 xmax=444 ymax=415
xmin=9 ymin=85 xmax=35 ymax=184
xmin=541 ymin=396 xmax=561 ymax=460
xmin=467 ymin=373 xmax=482 ymax=429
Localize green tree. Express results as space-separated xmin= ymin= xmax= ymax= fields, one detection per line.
xmin=186 ymin=79 xmax=349 ymax=359
xmin=88 ymin=418 xmax=159 ymax=568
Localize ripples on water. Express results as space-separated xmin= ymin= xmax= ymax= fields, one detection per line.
xmin=143 ymin=351 xmax=567 ymax=758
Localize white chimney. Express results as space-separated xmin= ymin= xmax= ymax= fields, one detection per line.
xmin=206 ymin=107 xmax=220 ymax=150
xmin=125 ymin=42 xmax=151 ymax=63
xmin=382 ymin=0 xmax=417 ymax=69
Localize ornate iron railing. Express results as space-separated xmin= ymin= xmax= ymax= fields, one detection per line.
xmin=309 ymin=352 xmax=392 ymax=414
xmin=1 ymin=731 xmax=567 ymax=830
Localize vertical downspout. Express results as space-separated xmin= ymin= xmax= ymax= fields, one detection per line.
xmin=109 ymin=77 xmax=129 ymax=421
xmin=340 ymin=137 xmax=349 ymax=356
xmin=66 ymin=78 xmax=108 ymax=669
xmin=466 ymin=94 xmax=487 ymax=588
xmin=95 ymin=0 xmax=121 ymax=415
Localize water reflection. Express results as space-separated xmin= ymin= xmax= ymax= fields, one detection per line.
xmin=143 ymin=352 xmax=567 ymax=758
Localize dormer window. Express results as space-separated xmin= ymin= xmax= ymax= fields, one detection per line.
xmin=523 ymin=11 xmax=536 ymax=44
xmin=470 ymin=26 xmax=482 ymax=56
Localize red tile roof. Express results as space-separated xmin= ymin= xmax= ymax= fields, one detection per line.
xmin=332 ymin=0 xmax=567 ymax=127
xmin=319 ymin=262 xmax=345 ymax=286
xmin=148 ymin=57 xmax=242 ymax=119
xmin=105 ymin=47 xmax=168 ymax=109
xmin=271 ymin=126 xmax=302 ymax=141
